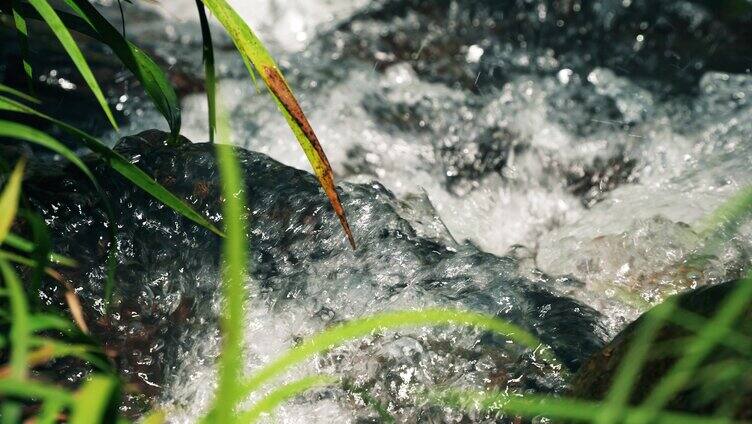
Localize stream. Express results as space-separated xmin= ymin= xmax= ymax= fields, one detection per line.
xmin=4 ymin=0 xmax=752 ymax=422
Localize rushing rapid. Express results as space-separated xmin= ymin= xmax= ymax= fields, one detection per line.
xmin=6 ymin=0 xmax=751 ymax=422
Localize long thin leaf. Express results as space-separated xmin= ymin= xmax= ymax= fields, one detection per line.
xmin=241 ymin=308 xmax=556 ymax=399
xmin=23 ymin=211 xmax=52 ymax=307
xmin=0 ymin=119 xmax=120 ymax=302
xmin=2 ymin=233 xmax=77 ymax=267
xmin=37 ymin=398 xmax=65 ymax=424
xmin=0 ymin=95 xmax=224 ymax=237
xmin=0 ymin=159 xmax=25 ymax=244
xmin=0 ymin=249 xmax=70 ymax=284
xmin=62 ymin=0 xmax=182 ymax=141
xmin=203 ymin=116 xmax=250 ymax=422
xmin=0 ymin=378 xmax=73 ymax=404
xmin=629 ymin=276 xmax=752 ymax=424
xmin=0 ymin=258 xmax=31 ymax=380
xmin=196 ymin=0 xmax=217 ymax=143
xmin=199 ymin=0 xmax=355 ymax=248
xmin=0 ymin=83 xmax=38 ymax=104
xmin=239 ymin=375 xmax=337 ymax=423
xmin=0 ymin=120 xmax=98 ymax=185
xmin=596 ymin=298 xmax=679 ymax=424
xmin=10 ymin=1 xmax=178 ymax=137
xmin=25 ymin=0 xmax=118 ymax=130
xmin=429 ymin=389 xmax=734 ymax=424
xmin=69 ymin=375 xmax=118 ymax=424
xmin=10 ymin=0 xmax=33 ymax=93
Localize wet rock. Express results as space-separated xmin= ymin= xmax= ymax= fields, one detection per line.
xmin=19 ymin=130 xmax=606 ymax=420
xmin=566 ymin=152 xmax=638 ymax=207
xmin=440 ymin=126 xmax=526 ymax=196
xmin=571 ymin=279 xmax=752 ymax=420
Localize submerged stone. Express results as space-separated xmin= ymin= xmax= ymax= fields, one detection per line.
xmin=19 ymin=130 xmax=606 ymax=420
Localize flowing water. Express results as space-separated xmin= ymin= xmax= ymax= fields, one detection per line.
xmin=9 ymin=0 xmax=752 ymax=422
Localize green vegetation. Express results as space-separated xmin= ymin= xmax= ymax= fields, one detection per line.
xmin=0 ymin=1 xmax=751 ymax=423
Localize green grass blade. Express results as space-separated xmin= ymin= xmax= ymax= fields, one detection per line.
xmin=0 ymin=119 xmax=121 ymax=302
xmin=28 ymin=337 xmax=112 ymax=372
xmin=196 ymin=0 xmax=217 ymax=143
xmin=141 ymin=410 xmax=166 ymax=424
xmin=629 ymin=276 xmax=752 ymax=424
xmin=697 ymin=185 xmax=752 ymax=238
xmin=0 ymin=249 xmax=37 ymax=268
xmin=22 ymin=211 xmax=52 ymax=307
xmin=37 ymin=398 xmax=65 ymax=424
xmin=28 ymin=313 xmax=76 ymax=333
xmin=2 ymin=233 xmax=77 ymax=267
xmin=0 ymin=378 xmax=74 ymax=404
xmin=0 ymin=83 xmax=38 ymax=104
xmin=239 ymin=375 xmax=337 ymax=423
xmin=69 ymin=375 xmax=119 ymax=424
xmin=0 ymin=95 xmax=224 ymax=237
xmin=241 ymin=308 xmax=555 ymax=399
xmin=199 ymin=0 xmax=355 ymax=248
xmin=25 ymin=0 xmax=118 ymax=130
xmin=203 ymin=118 xmax=250 ymax=422
xmin=0 ymin=258 xmax=31 ymax=380
xmin=62 ymin=0 xmax=182 ymax=142
xmin=428 ymin=389 xmax=735 ymax=424
xmin=0 ymin=159 xmax=25 ymax=244
xmin=0 ymin=120 xmax=98 ymax=186
xmin=10 ymin=0 xmax=33 ymax=93
xmin=596 ymin=298 xmax=678 ymax=424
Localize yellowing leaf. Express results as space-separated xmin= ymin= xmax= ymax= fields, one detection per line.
xmin=200 ymin=0 xmax=356 ymax=248
xmin=0 ymin=159 xmax=25 ymax=244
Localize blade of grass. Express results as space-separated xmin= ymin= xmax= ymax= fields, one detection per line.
xmin=199 ymin=0 xmax=355 ymax=248
xmin=25 ymin=0 xmax=118 ymax=130
xmin=203 ymin=107 xmax=249 ymax=423
xmin=0 ymin=378 xmax=73 ymax=404
xmin=69 ymin=375 xmax=119 ymax=424
xmin=628 ymin=277 xmax=752 ymax=424
xmin=62 ymin=0 xmax=182 ymax=142
xmin=596 ymin=297 xmax=679 ymax=424
xmin=0 ymin=159 xmax=25 ymax=244
xmin=28 ymin=337 xmax=111 ymax=372
xmin=37 ymin=398 xmax=65 ymax=424
xmin=141 ymin=410 xmax=166 ymax=424
xmin=241 ymin=308 xmax=556 ymax=399
xmin=0 ymin=339 xmax=108 ymax=378
xmin=0 ymin=249 xmax=69 ymax=285
xmin=0 ymin=120 xmax=101 ymax=196
xmin=239 ymin=375 xmax=337 ymax=423
xmin=0 ymin=83 xmax=38 ymax=104
xmin=1 ymin=403 xmax=22 ymax=424
xmin=0 ymin=258 xmax=31 ymax=380
xmin=0 ymin=119 xmax=120 ymax=304
xmin=28 ymin=312 xmax=77 ymax=333
xmin=0 ymin=95 xmax=223 ymax=237
xmin=9 ymin=0 xmax=33 ymax=94
xmin=23 ymin=211 xmax=52 ymax=308
xmin=9 ymin=3 xmax=179 ymax=140
xmin=2 ymin=233 xmax=77 ymax=267
xmin=196 ymin=0 xmax=217 ymax=143
xmin=428 ymin=389 xmax=735 ymax=424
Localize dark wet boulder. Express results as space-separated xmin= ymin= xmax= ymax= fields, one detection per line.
xmin=17 ymin=130 xmax=606 ymax=420
xmin=571 ymin=279 xmax=752 ymax=420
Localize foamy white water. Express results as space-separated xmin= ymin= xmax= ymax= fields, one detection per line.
xmin=101 ymin=0 xmax=752 ymax=421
